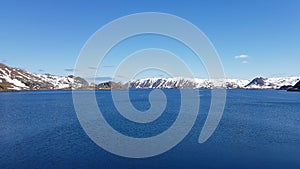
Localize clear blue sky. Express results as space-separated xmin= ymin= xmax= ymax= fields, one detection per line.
xmin=0 ymin=0 xmax=299 ymax=80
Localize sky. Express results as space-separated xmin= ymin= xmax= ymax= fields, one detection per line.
xmin=0 ymin=0 xmax=300 ymax=81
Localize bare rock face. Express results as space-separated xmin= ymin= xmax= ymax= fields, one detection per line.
xmin=96 ymin=81 xmax=127 ymax=90
xmin=245 ymin=77 xmax=266 ymax=87
xmin=0 ymin=63 xmax=88 ymax=91
xmin=294 ymin=81 xmax=300 ymax=88
xmin=279 ymin=85 xmax=293 ymax=90
xmin=287 ymin=81 xmax=300 ymax=92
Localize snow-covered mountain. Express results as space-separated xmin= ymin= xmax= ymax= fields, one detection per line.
xmin=0 ymin=63 xmax=88 ymax=91
xmin=128 ymin=77 xmax=250 ymax=89
xmin=244 ymin=77 xmax=300 ymax=89
xmin=1 ymin=63 xmax=300 ymax=91
xmin=128 ymin=77 xmax=300 ymax=90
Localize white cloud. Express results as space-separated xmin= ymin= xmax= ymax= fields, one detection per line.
xmin=234 ymin=54 xmax=248 ymax=59
xmin=241 ymin=60 xmax=248 ymax=64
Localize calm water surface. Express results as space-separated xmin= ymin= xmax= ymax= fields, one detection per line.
xmin=0 ymin=89 xmax=300 ymax=169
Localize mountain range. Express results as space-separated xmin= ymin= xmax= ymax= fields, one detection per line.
xmin=1 ymin=63 xmax=299 ymax=91
xmin=127 ymin=77 xmax=300 ymax=90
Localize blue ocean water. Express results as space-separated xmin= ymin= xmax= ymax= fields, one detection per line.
xmin=0 ymin=89 xmax=300 ymax=169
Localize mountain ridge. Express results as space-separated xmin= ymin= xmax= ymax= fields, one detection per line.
xmin=0 ymin=63 xmax=89 ymax=91
xmin=0 ymin=63 xmax=299 ymax=91
xmin=127 ymin=76 xmax=300 ymax=90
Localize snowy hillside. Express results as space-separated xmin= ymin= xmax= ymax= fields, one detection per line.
xmin=0 ymin=63 xmax=88 ymax=91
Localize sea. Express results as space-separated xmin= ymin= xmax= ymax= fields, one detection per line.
xmin=0 ymin=89 xmax=299 ymax=169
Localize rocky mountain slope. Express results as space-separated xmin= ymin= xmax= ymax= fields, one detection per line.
xmin=287 ymin=81 xmax=300 ymax=91
xmin=0 ymin=63 xmax=88 ymax=91
xmin=96 ymin=81 xmax=127 ymax=90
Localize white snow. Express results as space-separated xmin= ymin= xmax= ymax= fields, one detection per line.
xmin=34 ymin=74 xmax=71 ymax=89
xmin=0 ymin=68 xmax=28 ymax=89
xmin=7 ymin=78 xmax=27 ymax=88
xmin=8 ymin=86 xmax=21 ymax=90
